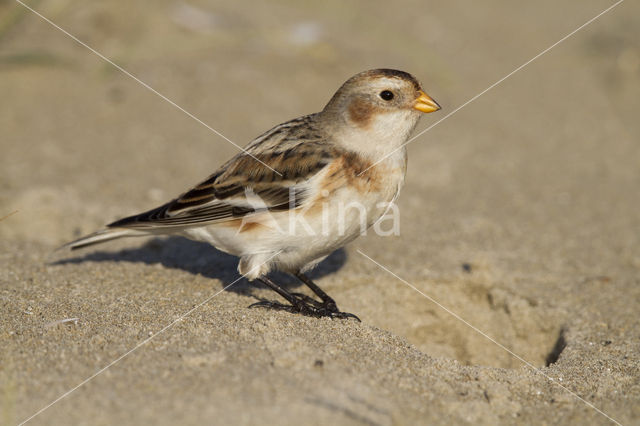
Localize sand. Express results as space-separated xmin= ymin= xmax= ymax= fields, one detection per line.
xmin=1 ymin=0 xmax=639 ymax=424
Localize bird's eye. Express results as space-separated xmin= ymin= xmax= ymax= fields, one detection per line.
xmin=379 ymin=90 xmax=394 ymax=101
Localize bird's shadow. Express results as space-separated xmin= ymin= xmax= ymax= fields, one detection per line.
xmin=52 ymin=236 xmax=347 ymax=297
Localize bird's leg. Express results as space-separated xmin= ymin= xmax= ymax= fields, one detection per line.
xmin=249 ymin=275 xmax=359 ymax=321
xmin=294 ymin=272 xmax=338 ymax=311
xmin=289 ymin=292 xmax=324 ymax=308
xmin=294 ymin=272 xmax=360 ymax=321
xmin=250 ymin=276 xmax=312 ymax=315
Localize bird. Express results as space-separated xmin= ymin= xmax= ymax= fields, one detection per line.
xmin=63 ymin=69 xmax=441 ymax=320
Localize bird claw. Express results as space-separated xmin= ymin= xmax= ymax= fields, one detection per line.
xmin=325 ymin=310 xmax=361 ymax=321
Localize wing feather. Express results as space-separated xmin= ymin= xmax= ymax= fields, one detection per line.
xmin=108 ymin=120 xmax=335 ymax=230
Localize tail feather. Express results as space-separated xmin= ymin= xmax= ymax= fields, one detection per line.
xmin=60 ymin=228 xmax=141 ymax=251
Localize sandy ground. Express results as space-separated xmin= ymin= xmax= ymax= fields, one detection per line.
xmin=1 ymin=0 xmax=639 ymax=424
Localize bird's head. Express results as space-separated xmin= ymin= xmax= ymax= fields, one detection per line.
xmin=322 ymin=69 xmax=440 ymax=156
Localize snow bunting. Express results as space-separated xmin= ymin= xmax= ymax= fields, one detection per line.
xmin=64 ymin=69 xmax=440 ymax=320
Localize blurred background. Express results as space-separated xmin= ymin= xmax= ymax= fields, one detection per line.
xmin=1 ymin=0 xmax=639 ymax=424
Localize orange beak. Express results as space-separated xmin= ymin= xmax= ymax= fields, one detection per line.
xmin=413 ymin=90 xmax=441 ymax=113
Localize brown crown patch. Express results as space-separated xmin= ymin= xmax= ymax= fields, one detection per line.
xmin=358 ymin=69 xmax=421 ymax=91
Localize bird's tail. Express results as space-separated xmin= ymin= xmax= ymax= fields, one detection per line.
xmin=60 ymin=228 xmax=142 ymax=251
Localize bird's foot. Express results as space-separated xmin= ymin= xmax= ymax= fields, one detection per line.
xmin=249 ymin=296 xmax=360 ymax=321
xmin=249 ymin=300 xmax=302 ymax=314
xmin=306 ymin=296 xmax=361 ymax=321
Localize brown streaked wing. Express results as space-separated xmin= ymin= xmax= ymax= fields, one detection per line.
xmin=107 ymin=141 xmax=336 ymax=230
